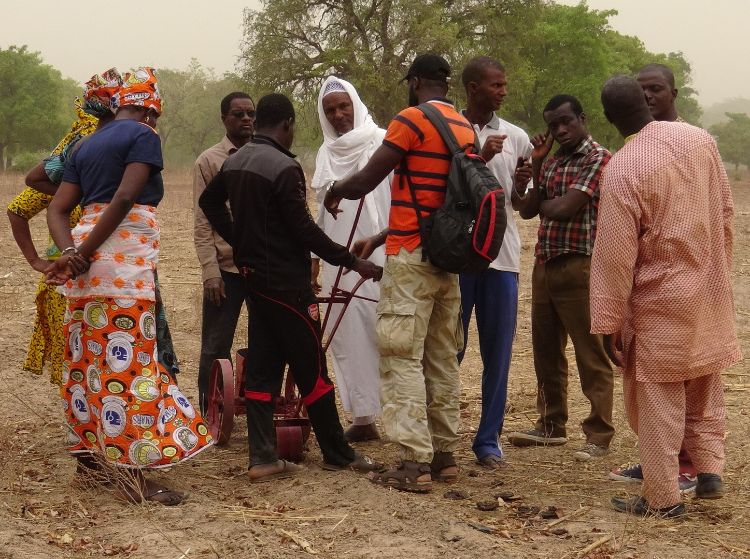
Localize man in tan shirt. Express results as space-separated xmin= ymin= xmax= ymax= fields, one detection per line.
xmin=193 ymin=91 xmax=255 ymax=413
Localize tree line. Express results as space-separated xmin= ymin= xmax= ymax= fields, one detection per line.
xmin=0 ymin=49 xmax=246 ymax=171
xmin=1 ymin=1 xmax=749 ymax=172
xmin=0 ymin=46 xmax=79 ymax=171
xmin=239 ymin=0 xmax=703 ymax=152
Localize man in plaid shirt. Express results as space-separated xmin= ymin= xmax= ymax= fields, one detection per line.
xmin=506 ymin=94 xmax=615 ymax=461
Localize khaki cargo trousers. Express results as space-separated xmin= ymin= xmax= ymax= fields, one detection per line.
xmin=376 ymin=247 xmax=463 ymax=463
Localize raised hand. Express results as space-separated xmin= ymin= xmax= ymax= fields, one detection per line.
xmin=479 ymin=134 xmax=507 ymax=163
xmin=514 ymin=157 xmax=533 ymax=194
xmin=531 ymin=130 xmax=554 ymax=162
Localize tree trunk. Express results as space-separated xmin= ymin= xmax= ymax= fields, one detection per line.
xmin=0 ymin=143 xmax=5 ymax=172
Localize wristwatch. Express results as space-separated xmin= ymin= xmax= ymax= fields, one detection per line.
xmin=324 ymin=180 xmax=337 ymax=196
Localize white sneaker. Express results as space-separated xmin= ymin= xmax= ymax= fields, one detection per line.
xmin=573 ymin=443 xmax=609 ymax=461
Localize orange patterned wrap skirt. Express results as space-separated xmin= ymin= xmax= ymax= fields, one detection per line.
xmin=61 ymin=204 xmax=213 ymax=468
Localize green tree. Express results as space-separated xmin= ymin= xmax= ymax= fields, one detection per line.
xmin=710 ymin=112 xmax=750 ymax=173
xmin=483 ymin=5 xmax=701 ymax=149
xmin=486 ymin=3 xmax=623 ymax=147
xmin=239 ymin=0 xmax=475 ymax=126
xmin=0 ymin=45 xmax=73 ymax=170
xmin=239 ymin=0 xmax=702 ymax=155
xmin=157 ymin=61 xmax=250 ymax=166
xmin=703 ymin=98 xmax=750 ymax=127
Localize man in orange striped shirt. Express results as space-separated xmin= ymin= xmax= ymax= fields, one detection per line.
xmin=324 ymin=54 xmax=476 ymax=492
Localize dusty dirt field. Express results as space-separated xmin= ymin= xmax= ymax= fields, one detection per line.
xmin=0 ymin=170 xmax=748 ymax=559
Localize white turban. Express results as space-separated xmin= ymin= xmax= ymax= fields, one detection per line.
xmin=312 ymin=76 xmax=385 ymax=189
xmin=311 ymin=76 xmax=388 ymax=232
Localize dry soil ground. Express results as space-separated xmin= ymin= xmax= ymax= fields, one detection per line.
xmin=0 ymin=170 xmax=748 ymax=559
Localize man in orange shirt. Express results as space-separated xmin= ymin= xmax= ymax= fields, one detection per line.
xmin=324 ymin=54 xmax=475 ymax=493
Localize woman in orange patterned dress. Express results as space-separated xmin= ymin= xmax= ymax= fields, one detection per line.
xmin=46 ymin=68 xmax=213 ymax=505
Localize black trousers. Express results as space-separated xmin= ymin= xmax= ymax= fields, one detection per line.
xmin=244 ymin=282 xmax=355 ymax=467
xmin=197 ymin=270 xmax=251 ymax=414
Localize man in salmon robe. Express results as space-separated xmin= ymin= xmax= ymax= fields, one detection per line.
xmin=591 ymin=76 xmax=741 ymax=518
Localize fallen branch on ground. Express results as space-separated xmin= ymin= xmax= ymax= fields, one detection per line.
xmin=575 ymin=534 xmax=612 ymax=558
xmin=277 ymin=529 xmax=318 ymax=555
xmin=546 ymin=506 xmax=590 ymax=528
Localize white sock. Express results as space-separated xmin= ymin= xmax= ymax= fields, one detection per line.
xmin=352 ymin=415 xmax=374 ymax=426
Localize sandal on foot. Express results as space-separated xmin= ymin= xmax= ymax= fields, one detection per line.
xmin=118 ymin=480 xmax=186 ymax=506
xmin=476 ymin=454 xmax=506 ymax=470
xmin=144 ymin=487 xmax=187 ymax=506
xmin=369 ymin=461 xmax=432 ymax=493
xmin=431 ymin=451 xmax=459 ymax=483
xmin=322 ymin=452 xmax=384 ymax=472
xmin=248 ymin=459 xmax=305 ymax=483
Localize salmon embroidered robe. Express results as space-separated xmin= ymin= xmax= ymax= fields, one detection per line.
xmin=590 ymin=121 xmax=741 ymax=380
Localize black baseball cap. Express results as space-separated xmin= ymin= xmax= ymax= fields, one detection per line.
xmin=402 ymin=54 xmax=451 ymax=82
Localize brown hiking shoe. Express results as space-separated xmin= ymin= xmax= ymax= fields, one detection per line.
xmin=507 ymin=428 xmax=567 ymax=447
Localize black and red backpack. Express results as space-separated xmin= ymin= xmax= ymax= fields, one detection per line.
xmin=405 ymin=103 xmax=507 ymax=274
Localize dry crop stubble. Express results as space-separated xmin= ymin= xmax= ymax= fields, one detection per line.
xmin=0 ymin=170 xmax=748 ymax=558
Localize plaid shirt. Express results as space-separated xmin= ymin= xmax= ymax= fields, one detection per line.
xmin=535 ymin=136 xmax=611 ymax=262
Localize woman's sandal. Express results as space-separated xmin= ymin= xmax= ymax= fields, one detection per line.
xmin=117 ymin=479 xmax=187 ymax=506
xmin=143 ymin=487 xmax=186 ymax=506
xmin=247 ymin=459 xmax=306 ymax=483
xmin=369 ymin=460 xmax=432 ymax=493
xmin=431 ymin=451 xmax=459 ymax=483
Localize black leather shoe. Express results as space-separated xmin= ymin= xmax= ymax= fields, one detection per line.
xmin=695 ymin=473 xmax=725 ymax=499
xmin=611 ymin=496 xmax=685 ymax=518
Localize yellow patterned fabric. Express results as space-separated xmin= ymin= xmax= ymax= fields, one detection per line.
xmin=7 ymin=188 xmax=82 ymax=385
xmin=7 ymin=187 xmax=81 ymax=259
xmin=7 ymin=186 xmax=52 ymax=219
xmin=23 ymin=281 xmax=67 ymax=384
xmin=6 ymin=102 xmax=95 ymax=385
xmin=50 ymin=100 xmax=99 ymax=156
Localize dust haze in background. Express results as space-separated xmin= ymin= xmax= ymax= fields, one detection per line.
xmin=0 ymin=0 xmax=747 ymax=106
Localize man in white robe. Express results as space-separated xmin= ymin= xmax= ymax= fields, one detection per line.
xmin=311 ymin=77 xmax=391 ymax=441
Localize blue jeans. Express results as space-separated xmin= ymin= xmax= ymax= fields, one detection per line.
xmin=458 ymin=269 xmax=518 ymax=459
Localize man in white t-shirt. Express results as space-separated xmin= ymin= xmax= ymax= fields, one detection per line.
xmin=459 ymin=56 xmax=533 ymax=468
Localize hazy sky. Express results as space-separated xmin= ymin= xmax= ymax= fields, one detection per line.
xmin=1 ymin=0 xmax=746 ymax=107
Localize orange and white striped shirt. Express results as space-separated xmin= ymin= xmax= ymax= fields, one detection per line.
xmin=382 ymin=100 xmax=476 ymax=255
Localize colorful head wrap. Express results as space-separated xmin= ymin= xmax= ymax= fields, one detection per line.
xmin=112 ymin=67 xmax=162 ymax=115
xmin=83 ymin=68 xmax=122 ymax=118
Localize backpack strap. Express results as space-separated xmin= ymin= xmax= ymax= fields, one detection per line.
xmin=401 ymin=156 xmax=430 ymax=262
xmin=417 ymin=103 xmax=464 ymax=155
